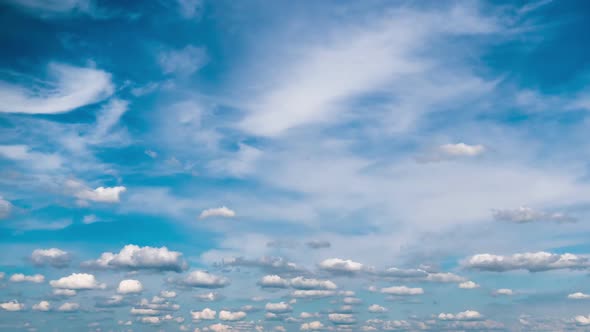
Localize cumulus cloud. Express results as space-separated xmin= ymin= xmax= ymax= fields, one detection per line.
xmin=199 ymin=206 xmax=236 ymax=219
xmin=159 ymin=45 xmax=208 ymax=76
xmin=208 ymin=323 xmax=232 ymax=332
xmin=58 ymin=302 xmax=80 ymax=312
xmin=290 ymin=276 xmax=337 ymax=290
xmin=67 ymin=180 xmax=127 ymax=204
xmin=83 ymin=244 xmax=187 ymax=272
xmin=463 ymin=252 xmax=589 ymax=272
xmin=265 ymin=302 xmax=292 ymax=313
xmin=492 ymin=206 xmax=576 ymax=223
xmin=459 ymin=281 xmax=480 ymax=289
xmin=219 ymin=310 xmax=247 ymax=321
xmin=53 ymin=289 xmax=76 ymax=297
xmin=575 ymin=315 xmax=590 ymax=326
xmin=425 ymin=272 xmax=466 ymax=283
xmin=368 ymin=304 xmax=387 ymax=313
xmin=381 ymin=267 xmax=429 ymax=278
xmin=9 ymin=273 xmax=45 ymax=283
xmin=32 ymin=301 xmax=51 ymax=311
xmin=191 ymin=308 xmax=216 ymax=321
xmin=258 ymin=275 xmax=290 ymax=288
xmin=0 ymin=63 xmax=113 ymax=114
xmin=31 ymin=248 xmax=70 ymax=267
xmin=178 ymin=270 xmax=230 ymax=288
xmin=160 ymin=290 xmax=177 ymax=298
xmin=380 ymin=286 xmax=424 ymax=295
xmin=0 ymin=145 xmax=62 ymax=170
xmin=300 ymin=321 xmax=324 ymax=330
xmin=568 ymin=292 xmax=590 ymax=299
xmin=50 ymin=273 xmax=105 ymax=290
xmin=328 ymin=313 xmax=356 ymax=325
xmin=117 ymin=279 xmax=143 ymax=294
xmin=493 ymin=288 xmax=514 ymax=296
xmin=0 ymin=197 xmax=12 ymax=219
xmin=291 ymin=290 xmax=335 ymax=298
xmin=0 ymin=300 xmax=24 ymax=311
xmin=417 ymin=143 xmax=486 ymax=162
xmin=438 ymin=310 xmax=483 ymax=321
xmin=318 ymin=258 xmax=363 ymax=274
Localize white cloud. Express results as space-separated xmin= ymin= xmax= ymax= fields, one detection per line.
xmin=117 ymin=279 xmax=143 ymax=294
xmin=160 ymin=290 xmax=177 ymax=298
xmin=459 ymin=281 xmax=480 ymax=289
xmin=219 ymin=310 xmax=246 ymax=321
xmin=380 ymin=286 xmax=424 ymax=296
xmin=9 ymin=273 xmax=45 ymax=283
xmin=0 ymin=300 xmax=24 ymax=311
xmin=258 ymin=275 xmax=290 ymax=288
xmin=31 ymin=248 xmax=70 ymax=267
xmin=50 ymin=273 xmax=105 ymax=290
xmin=199 ymin=206 xmax=236 ymax=219
xmin=0 ymin=145 xmax=62 ymax=170
xmin=575 ymin=315 xmax=590 ymax=326
xmin=159 ymin=45 xmax=208 ymax=76
xmin=32 ymin=301 xmax=50 ymax=311
xmin=180 ymin=270 xmax=230 ymax=288
xmin=208 ymin=323 xmax=232 ymax=332
xmin=291 ymin=290 xmax=335 ymax=298
xmin=328 ymin=313 xmax=356 ymax=325
xmin=72 ymin=184 xmax=127 ymax=203
xmin=290 ymin=276 xmax=337 ymax=290
xmin=439 ymin=143 xmax=485 ymax=157
xmin=58 ymin=302 xmax=79 ymax=312
xmin=464 ymin=252 xmax=589 ymax=272
xmin=368 ymin=304 xmax=387 ymax=313
xmin=83 ymin=244 xmax=186 ymax=271
xmin=265 ymin=302 xmax=292 ymax=313
xmin=0 ymin=63 xmax=113 ymax=114
xmin=300 ymin=321 xmax=324 ymax=331
xmin=438 ymin=310 xmax=483 ymax=321
xmin=53 ymin=289 xmax=76 ymax=296
xmin=0 ymin=197 xmax=11 ymax=219
xmin=318 ymin=258 xmax=363 ymax=273
xmin=131 ymin=308 xmax=159 ymax=315
xmin=492 ymin=206 xmax=576 ymax=223
xmin=425 ymin=272 xmax=466 ymax=283
xmin=493 ymin=288 xmax=514 ymax=296
xmin=568 ymin=292 xmax=590 ymax=299
xmin=191 ymin=308 xmax=216 ymax=321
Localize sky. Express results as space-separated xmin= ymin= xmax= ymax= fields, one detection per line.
xmin=1 ymin=0 xmax=590 ymax=331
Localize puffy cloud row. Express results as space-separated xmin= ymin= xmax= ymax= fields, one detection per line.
xmin=464 ymin=252 xmax=589 ymax=272
xmin=83 ymin=244 xmax=187 ymax=272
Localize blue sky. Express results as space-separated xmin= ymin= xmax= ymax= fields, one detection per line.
xmin=1 ymin=0 xmax=590 ymax=331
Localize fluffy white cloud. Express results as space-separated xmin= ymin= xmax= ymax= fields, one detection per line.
xmin=328 ymin=313 xmax=356 ymax=325
xmin=380 ymin=286 xmax=424 ymax=295
xmin=0 ymin=300 xmax=24 ymax=311
xmin=32 ymin=301 xmax=51 ymax=311
xmin=265 ymin=302 xmax=292 ymax=313
xmin=199 ymin=206 xmax=236 ymax=219
xmin=438 ymin=310 xmax=483 ymax=321
xmin=208 ymin=323 xmax=232 ymax=332
xmin=219 ymin=310 xmax=246 ymax=321
xmin=117 ymin=279 xmax=143 ymax=294
xmin=159 ymin=45 xmax=208 ymax=76
xmin=58 ymin=302 xmax=79 ymax=312
xmin=131 ymin=307 xmax=160 ymax=315
xmin=493 ymin=288 xmax=513 ymax=296
xmin=425 ymin=272 xmax=466 ymax=283
xmin=368 ymin=304 xmax=387 ymax=313
xmin=50 ymin=273 xmax=105 ymax=290
xmin=31 ymin=248 xmax=70 ymax=267
xmin=0 ymin=145 xmax=62 ymax=170
xmin=259 ymin=275 xmax=290 ymax=288
xmin=160 ymin=290 xmax=177 ymax=298
xmin=0 ymin=63 xmax=113 ymax=114
xmin=318 ymin=258 xmax=363 ymax=273
xmin=300 ymin=321 xmax=324 ymax=331
xmin=291 ymin=290 xmax=335 ymax=298
xmin=418 ymin=143 xmax=485 ymax=162
xmin=84 ymin=244 xmax=186 ymax=271
xmin=191 ymin=308 xmax=216 ymax=320
xmin=459 ymin=281 xmax=480 ymax=289
xmin=72 ymin=183 xmax=127 ymax=203
xmin=140 ymin=316 xmax=161 ymax=324
xmin=0 ymin=197 xmax=12 ymax=219
xmin=53 ymin=289 xmax=76 ymax=296
xmin=492 ymin=206 xmax=576 ymax=223
xmin=9 ymin=273 xmax=44 ymax=283
xmin=180 ymin=271 xmax=230 ymax=288
xmin=568 ymin=292 xmax=590 ymax=299
xmin=290 ymin=276 xmax=337 ymax=290
xmin=464 ymin=252 xmax=589 ymax=272
xmin=575 ymin=315 xmax=590 ymax=326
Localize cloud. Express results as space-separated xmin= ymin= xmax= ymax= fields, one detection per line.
xmin=568 ymin=292 xmax=590 ymax=300
xmin=0 ymin=63 xmax=113 ymax=114
xmin=291 ymin=290 xmax=335 ymax=298
xmin=117 ymin=279 xmax=143 ymax=294
xmin=219 ymin=310 xmax=247 ymax=321
xmin=176 ymin=0 xmax=202 ymax=18
xmin=131 ymin=308 xmax=159 ymax=315
xmin=0 ymin=145 xmax=62 ymax=170
xmin=0 ymin=300 xmax=24 ymax=311
xmin=58 ymin=302 xmax=80 ymax=312
xmin=191 ymin=308 xmax=216 ymax=321
xmin=290 ymin=277 xmax=337 ymax=290
xmin=459 ymin=281 xmax=480 ymax=289
xmin=575 ymin=315 xmax=590 ymax=326
xmin=160 ymin=290 xmax=177 ymax=298
xmin=53 ymin=289 xmax=76 ymax=297
xmin=31 ymin=248 xmax=71 ymax=268
xmin=207 ymin=323 xmax=232 ymax=332
xmin=424 ymin=272 xmax=466 ymax=283
xmin=380 ymin=286 xmax=424 ymax=296
xmin=9 ymin=273 xmax=45 ymax=283
xmin=95 ymin=295 xmax=126 ymax=308
xmin=417 ymin=143 xmax=486 ymax=163
xmin=492 ymin=206 xmax=576 ymax=223
xmin=5 ymin=0 xmax=96 ymax=16
xmin=318 ymin=258 xmax=363 ymax=274
xmin=178 ymin=270 xmax=230 ymax=288
xmin=368 ymin=304 xmax=387 ymax=313
xmin=265 ymin=302 xmax=292 ymax=313
xmin=32 ymin=301 xmax=51 ymax=311
xmin=50 ymin=273 xmax=105 ymax=290
xmin=381 ymin=267 xmax=429 ymax=278
xmin=159 ymin=45 xmax=208 ymax=76
xmin=0 ymin=197 xmax=11 ymax=219
xmin=306 ymin=240 xmax=331 ymax=249
xmin=463 ymin=252 xmax=589 ymax=272
xmin=438 ymin=310 xmax=483 ymax=321
xmin=493 ymin=288 xmax=513 ymax=296
xmin=300 ymin=321 xmax=324 ymax=331
xmin=83 ymin=244 xmax=187 ymax=272
xmin=258 ymin=275 xmax=290 ymax=289
xmin=199 ymin=206 xmax=236 ymax=219
xmin=328 ymin=313 xmax=356 ymax=325
xmin=67 ymin=180 xmax=127 ymax=204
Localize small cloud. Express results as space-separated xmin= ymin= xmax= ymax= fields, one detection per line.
xmin=145 ymin=150 xmax=158 ymax=159
xmin=568 ymin=292 xmax=590 ymax=300
xmin=459 ymin=281 xmax=480 ymax=289
xmin=31 ymin=248 xmax=71 ymax=267
xmin=492 ymin=206 xmax=576 ymax=223
xmin=159 ymin=45 xmax=208 ymax=76
xmin=417 ymin=143 xmax=485 ymax=163
xmin=199 ymin=206 xmax=236 ymax=219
